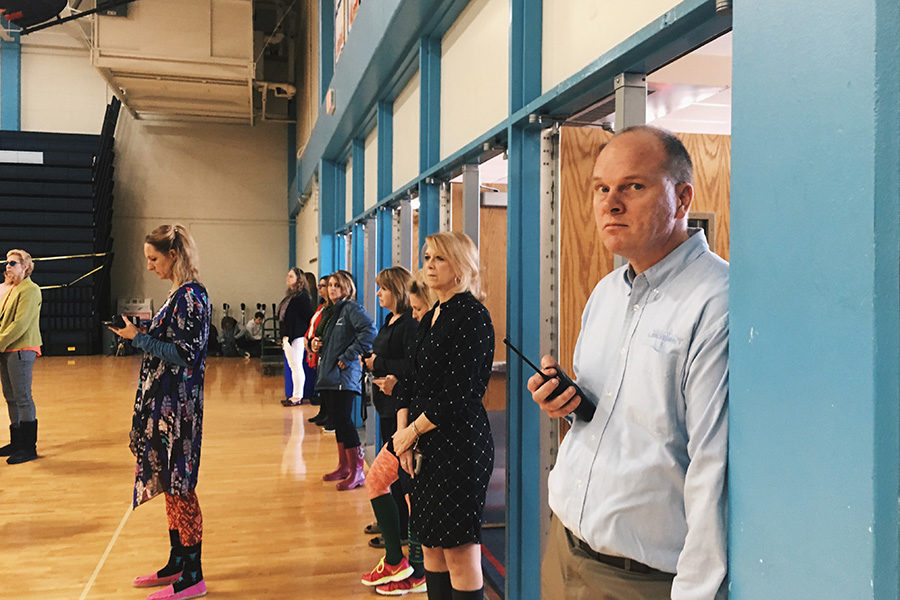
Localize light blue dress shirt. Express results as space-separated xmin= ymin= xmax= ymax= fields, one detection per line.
xmin=548 ymin=230 xmax=729 ymax=600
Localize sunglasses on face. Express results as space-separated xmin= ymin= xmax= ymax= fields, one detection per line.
xmin=6 ymin=261 xmax=18 ymax=267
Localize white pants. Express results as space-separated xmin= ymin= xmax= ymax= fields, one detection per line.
xmin=285 ymin=338 xmax=306 ymax=399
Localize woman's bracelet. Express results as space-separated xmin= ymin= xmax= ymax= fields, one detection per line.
xmin=412 ymin=421 xmax=422 ymax=438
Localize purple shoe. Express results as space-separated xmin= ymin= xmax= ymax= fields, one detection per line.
xmin=132 ymin=572 xmax=182 ymax=588
xmin=146 ymin=580 xmax=207 ymax=600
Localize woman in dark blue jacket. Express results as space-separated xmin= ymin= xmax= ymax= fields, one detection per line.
xmin=311 ymin=270 xmax=375 ymax=490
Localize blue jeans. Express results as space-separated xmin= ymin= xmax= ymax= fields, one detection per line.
xmin=0 ymin=350 xmax=36 ymax=424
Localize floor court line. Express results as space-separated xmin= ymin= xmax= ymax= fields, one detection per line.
xmin=78 ymin=503 xmax=133 ymax=600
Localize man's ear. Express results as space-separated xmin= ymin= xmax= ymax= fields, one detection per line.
xmin=674 ymin=183 xmax=694 ymax=219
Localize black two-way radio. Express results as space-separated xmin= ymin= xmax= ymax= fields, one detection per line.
xmin=504 ymin=337 xmax=595 ymax=422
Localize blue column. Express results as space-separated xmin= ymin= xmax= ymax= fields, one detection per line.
xmin=319 ymin=0 xmax=335 ymax=104
xmin=0 ymin=29 xmax=21 ymax=131
xmin=417 ymin=35 xmax=441 ymax=254
xmin=730 ymin=1 xmax=899 ymax=598
xmin=319 ymin=159 xmax=346 ymax=276
xmin=506 ymin=3 xmax=543 ymax=599
xmin=376 ymin=101 xmax=394 ymax=322
xmin=505 ymin=124 xmax=543 ymax=600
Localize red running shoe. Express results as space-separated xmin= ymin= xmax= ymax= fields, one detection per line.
xmin=375 ymin=574 xmax=427 ymax=595
xmin=361 ymin=556 xmax=414 ymax=587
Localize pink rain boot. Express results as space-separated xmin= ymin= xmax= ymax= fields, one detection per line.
xmin=323 ymin=441 xmax=351 ymax=481
xmin=337 ymin=446 xmax=366 ymax=491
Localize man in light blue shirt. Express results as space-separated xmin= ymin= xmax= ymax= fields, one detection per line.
xmin=528 ymin=126 xmax=728 ymax=600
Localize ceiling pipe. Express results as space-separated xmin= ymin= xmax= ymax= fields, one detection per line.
xmin=715 ymin=0 xmax=733 ymax=14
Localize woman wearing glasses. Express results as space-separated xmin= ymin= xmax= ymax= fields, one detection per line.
xmin=0 ymin=249 xmax=43 ymax=465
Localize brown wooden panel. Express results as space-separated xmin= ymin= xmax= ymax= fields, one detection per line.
xmin=679 ymin=133 xmax=731 ymax=261
xmin=559 ymin=126 xmax=614 ymax=373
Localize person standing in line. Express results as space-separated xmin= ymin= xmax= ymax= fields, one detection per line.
xmin=359 ymin=267 xmax=417 ymax=585
xmin=360 ymin=271 xmax=437 ymax=596
xmin=278 ymin=267 xmax=313 ymax=407
xmin=301 ymin=271 xmax=320 ymax=401
xmin=110 ymin=224 xmax=211 ymax=600
xmin=312 ymin=270 xmax=375 ymax=490
xmin=528 ymin=126 xmax=729 ymax=600
xmin=0 ymin=249 xmax=42 ymax=465
xmin=392 ymin=232 xmax=495 ymax=600
xmin=306 ymin=276 xmax=330 ymax=424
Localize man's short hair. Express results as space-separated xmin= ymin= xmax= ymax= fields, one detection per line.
xmin=254 ymin=311 xmax=264 ymax=320
xmin=615 ymin=125 xmax=694 ymax=185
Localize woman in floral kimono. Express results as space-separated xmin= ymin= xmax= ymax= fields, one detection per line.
xmin=110 ymin=224 xmax=210 ymax=600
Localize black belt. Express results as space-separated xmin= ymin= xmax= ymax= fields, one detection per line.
xmin=567 ymin=528 xmax=668 ymax=575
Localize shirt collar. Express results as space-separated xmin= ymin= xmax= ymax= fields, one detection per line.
xmin=623 ymin=228 xmax=709 ymax=289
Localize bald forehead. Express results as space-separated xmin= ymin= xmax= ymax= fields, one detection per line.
xmin=593 ymin=130 xmax=668 ymax=176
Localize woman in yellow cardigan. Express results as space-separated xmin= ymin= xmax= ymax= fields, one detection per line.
xmin=0 ymin=249 xmax=42 ymax=465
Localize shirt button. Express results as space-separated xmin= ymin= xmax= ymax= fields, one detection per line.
xmin=620 ymin=347 xmax=626 ymax=355
xmin=606 ymin=392 xmax=612 ymax=398
xmin=576 ymin=480 xmax=583 ymax=488
xmin=633 ymin=304 xmax=641 ymax=311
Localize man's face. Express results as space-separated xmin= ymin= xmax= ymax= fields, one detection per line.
xmin=591 ymin=131 xmax=692 ymax=273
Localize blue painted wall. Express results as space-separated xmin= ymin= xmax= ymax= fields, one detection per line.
xmin=0 ymin=30 xmax=21 ymax=131
xmin=730 ymin=0 xmax=899 ymax=597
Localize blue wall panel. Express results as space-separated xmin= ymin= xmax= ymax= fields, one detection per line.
xmin=0 ymin=30 xmax=21 ymax=131
xmin=730 ymin=0 xmax=899 ymax=597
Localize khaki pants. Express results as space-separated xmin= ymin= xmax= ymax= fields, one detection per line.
xmin=541 ymin=516 xmax=674 ymax=600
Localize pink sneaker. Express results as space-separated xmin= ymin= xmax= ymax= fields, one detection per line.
xmin=376 ymin=574 xmax=427 ymax=595
xmin=146 ymin=580 xmax=207 ymax=600
xmin=133 ymin=571 xmax=182 ymax=588
xmin=361 ymin=556 xmax=414 ymax=586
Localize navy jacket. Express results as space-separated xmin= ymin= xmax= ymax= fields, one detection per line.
xmin=316 ymin=299 xmax=376 ymax=393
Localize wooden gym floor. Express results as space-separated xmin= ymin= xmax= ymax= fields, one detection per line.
xmin=0 ymin=356 xmax=502 ymax=600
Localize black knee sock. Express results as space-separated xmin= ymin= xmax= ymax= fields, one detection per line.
xmin=425 ymin=570 xmax=452 ymax=600
xmin=370 ymin=494 xmax=404 ymax=565
xmin=173 ymin=542 xmax=203 ymax=592
xmin=157 ymin=530 xmax=184 ymax=577
xmin=451 ymin=587 xmax=484 ymax=600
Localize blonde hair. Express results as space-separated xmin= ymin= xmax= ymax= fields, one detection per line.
xmin=376 ymin=266 xmax=412 ymax=314
xmin=423 ymin=231 xmax=484 ymax=301
xmin=409 ymin=269 xmax=436 ymax=308
xmin=329 ymin=269 xmax=356 ymax=300
xmin=6 ymin=249 xmax=34 ymax=278
xmin=145 ymin=224 xmax=201 ymax=289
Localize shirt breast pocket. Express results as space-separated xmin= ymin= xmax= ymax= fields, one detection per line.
xmin=623 ymin=329 xmax=688 ymax=440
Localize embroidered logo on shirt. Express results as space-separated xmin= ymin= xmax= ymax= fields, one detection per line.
xmin=648 ymin=330 xmax=682 ymax=353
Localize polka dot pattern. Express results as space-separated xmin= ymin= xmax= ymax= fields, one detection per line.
xmin=404 ymin=292 xmax=495 ymax=548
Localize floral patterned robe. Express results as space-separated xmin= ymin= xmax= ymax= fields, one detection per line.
xmin=131 ymin=282 xmax=210 ymax=507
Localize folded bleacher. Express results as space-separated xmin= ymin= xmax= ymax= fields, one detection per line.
xmin=0 ymin=98 xmax=120 ymax=355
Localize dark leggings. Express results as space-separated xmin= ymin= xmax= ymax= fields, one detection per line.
xmin=379 ymin=415 xmax=410 ymax=534
xmin=329 ymin=390 xmax=360 ymax=448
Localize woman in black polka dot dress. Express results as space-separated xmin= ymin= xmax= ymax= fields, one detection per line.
xmin=392 ymin=231 xmax=495 ymax=600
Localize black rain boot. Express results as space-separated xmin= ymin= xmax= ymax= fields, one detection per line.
xmin=171 ymin=541 xmax=205 ymax=595
xmin=8 ymin=420 xmax=37 ymax=464
xmin=0 ymin=423 xmax=20 ymax=456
